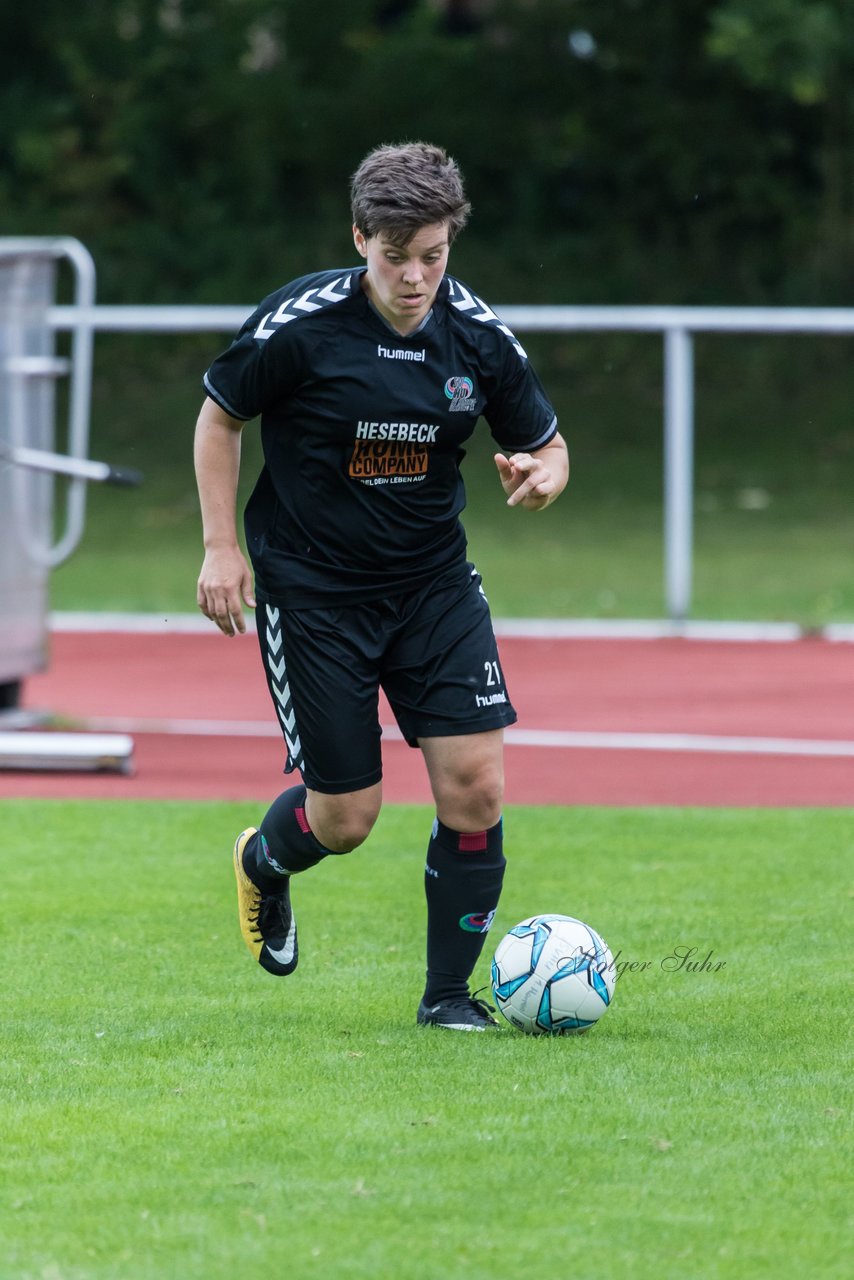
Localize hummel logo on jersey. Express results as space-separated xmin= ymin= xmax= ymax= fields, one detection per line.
xmin=377 ymin=344 xmax=426 ymax=362
xmin=254 ymin=276 xmax=352 ymax=340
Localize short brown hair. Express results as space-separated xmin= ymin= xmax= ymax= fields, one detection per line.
xmin=350 ymin=142 xmax=471 ymax=246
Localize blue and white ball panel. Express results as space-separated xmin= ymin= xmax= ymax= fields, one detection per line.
xmin=491 ymin=914 xmax=616 ymax=1035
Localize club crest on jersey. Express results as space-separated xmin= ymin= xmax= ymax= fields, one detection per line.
xmin=444 ymin=375 xmax=477 ymax=413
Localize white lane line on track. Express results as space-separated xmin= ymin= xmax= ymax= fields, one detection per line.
xmin=49 ymin=611 xmax=854 ymax=643
xmin=504 ymin=729 xmax=854 ymax=758
xmin=72 ymin=716 xmax=854 ymax=758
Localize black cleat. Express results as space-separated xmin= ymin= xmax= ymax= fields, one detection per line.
xmin=416 ymin=993 xmax=499 ymax=1031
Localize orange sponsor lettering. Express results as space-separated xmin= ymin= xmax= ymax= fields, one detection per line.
xmin=349 ymin=440 xmax=429 ymax=479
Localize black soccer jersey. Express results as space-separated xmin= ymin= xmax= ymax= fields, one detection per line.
xmin=203 ymin=267 xmax=558 ymax=605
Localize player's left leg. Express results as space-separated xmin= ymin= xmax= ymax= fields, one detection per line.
xmin=416 ymin=730 xmax=506 ymax=1029
xmin=381 ymin=563 xmax=515 ymax=1030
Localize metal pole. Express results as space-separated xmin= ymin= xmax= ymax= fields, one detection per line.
xmin=48 ymin=237 xmax=97 ymax=566
xmin=663 ymin=327 xmax=694 ymax=622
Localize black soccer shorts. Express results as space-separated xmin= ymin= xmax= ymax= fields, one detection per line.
xmin=256 ymin=563 xmax=517 ymax=794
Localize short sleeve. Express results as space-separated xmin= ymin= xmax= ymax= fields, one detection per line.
xmin=482 ymin=336 xmax=558 ymax=454
xmin=203 ymin=301 xmax=303 ymax=421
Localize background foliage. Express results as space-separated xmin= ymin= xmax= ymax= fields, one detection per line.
xmin=3 ymin=1 xmax=853 ymax=622
xmin=3 ymin=0 xmax=854 ymax=305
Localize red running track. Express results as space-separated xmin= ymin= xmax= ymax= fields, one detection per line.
xmin=2 ymin=628 xmax=853 ymax=805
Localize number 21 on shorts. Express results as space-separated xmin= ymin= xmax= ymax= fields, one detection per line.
xmin=484 ymin=660 xmax=503 ymax=687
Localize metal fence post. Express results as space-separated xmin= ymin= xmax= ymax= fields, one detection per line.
xmin=663 ymin=327 xmax=695 ymax=622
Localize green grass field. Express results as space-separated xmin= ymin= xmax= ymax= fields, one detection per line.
xmin=2 ymin=801 xmax=851 ymax=1280
xmin=9 ymin=327 xmax=852 ymax=1279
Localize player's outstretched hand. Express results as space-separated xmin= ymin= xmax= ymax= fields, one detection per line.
xmin=197 ymin=545 xmax=256 ymax=636
xmin=494 ymin=452 xmax=559 ymax=511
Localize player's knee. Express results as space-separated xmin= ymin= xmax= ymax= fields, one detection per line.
xmin=306 ymin=789 xmax=380 ymax=854
xmin=437 ymin=768 xmax=504 ymax=831
xmin=467 ymin=780 xmax=504 ymax=830
xmin=321 ymin=819 xmax=373 ymax=854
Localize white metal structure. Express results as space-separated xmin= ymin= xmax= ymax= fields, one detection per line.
xmin=47 ymin=299 xmax=854 ymax=622
xmin=0 ymin=238 xmax=133 ymax=773
xmin=0 ymin=238 xmax=96 ymax=700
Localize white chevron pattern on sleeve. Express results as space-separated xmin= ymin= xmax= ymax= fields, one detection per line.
xmin=264 ymin=605 xmax=304 ymax=771
xmin=447 ymin=279 xmax=528 ymax=359
xmin=254 ymin=274 xmax=352 ymax=341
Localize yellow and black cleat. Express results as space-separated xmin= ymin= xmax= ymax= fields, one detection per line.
xmin=233 ymin=828 xmax=298 ymax=976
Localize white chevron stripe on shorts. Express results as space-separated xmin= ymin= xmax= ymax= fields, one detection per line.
xmin=264 ymin=604 xmax=304 ymax=771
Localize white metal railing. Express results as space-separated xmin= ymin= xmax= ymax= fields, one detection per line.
xmin=48 ymin=302 xmax=854 ymax=620
xmin=3 ymin=239 xmax=96 ymax=566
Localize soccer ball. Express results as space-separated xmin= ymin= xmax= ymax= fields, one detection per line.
xmin=491 ymin=914 xmax=616 ymax=1034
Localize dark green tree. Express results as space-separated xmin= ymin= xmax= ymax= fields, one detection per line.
xmin=0 ymin=0 xmax=847 ymax=302
xmin=707 ymin=0 xmax=854 ymax=297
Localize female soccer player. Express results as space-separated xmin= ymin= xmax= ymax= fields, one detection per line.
xmin=195 ymin=141 xmax=568 ymax=1030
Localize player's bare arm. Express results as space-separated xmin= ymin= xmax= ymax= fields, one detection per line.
xmin=194 ymin=396 xmax=256 ymax=636
xmin=494 ymin=432 xmax=569 ymax=511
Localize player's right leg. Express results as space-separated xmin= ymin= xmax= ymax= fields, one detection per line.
xmin=233 ymin=826 xmax=300 ymax=976
xmin=233 ymin=784 xmax=382 ymax=974
xmin=232 ymin=596 xmax=385 ymax=976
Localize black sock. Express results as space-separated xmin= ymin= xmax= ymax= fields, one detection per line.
xmin=242 ymin=785 xmax=332 ymax=887
xmin=423 ymin=817 xmax=506 ymax=1006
